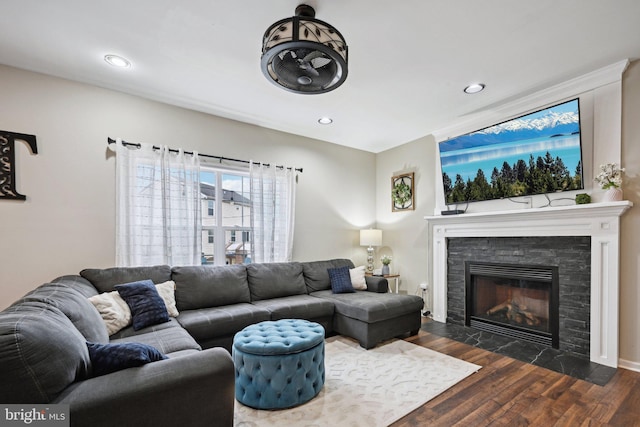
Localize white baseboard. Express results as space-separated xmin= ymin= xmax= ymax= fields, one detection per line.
xmin=618 ymin=358 xmax=640 ymax=372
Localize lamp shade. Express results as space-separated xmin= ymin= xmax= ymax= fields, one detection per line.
xmin=360 ymin=229 xmax=382 ymax=247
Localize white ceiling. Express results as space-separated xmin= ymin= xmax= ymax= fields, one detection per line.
xmin=2 ymin=0 xmax=640 ymax=153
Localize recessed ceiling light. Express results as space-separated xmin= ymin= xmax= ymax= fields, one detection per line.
xmin=318 ymin=117 xmax=333 ymax=125
xmin=104 ymin=54 xmax=131 ymax=68
xmin=464 ymin=83 xmax=485 ymax=94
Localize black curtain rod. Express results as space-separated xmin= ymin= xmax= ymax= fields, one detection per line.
xmin=107 ymin=138 xmax=303 ymax=173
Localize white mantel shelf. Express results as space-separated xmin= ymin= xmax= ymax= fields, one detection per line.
xmin=425 ymin=201 xmax=632 ymax=231
xmin=424 ymin=200 xmax=633 ymax=368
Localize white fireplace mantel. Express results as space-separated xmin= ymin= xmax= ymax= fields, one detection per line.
xmin=424 ymin=201 xmax=633 ymax=367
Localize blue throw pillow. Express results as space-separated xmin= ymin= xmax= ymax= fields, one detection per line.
xmin=87 ymin=342 xmax=168 ymax=377
xmin=115 ymin=280 xmax=169 ymax=330
xmin=328 ymin=266 xmax=355 ymax=294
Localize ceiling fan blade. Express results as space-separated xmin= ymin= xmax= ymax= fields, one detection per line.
xmin=310 ymin=57 xmax=332 ymax=69
xmin=304 ymin=66 xmax=320 ymax=77
xmin=302 ymin=50 xmax=324 ymax=62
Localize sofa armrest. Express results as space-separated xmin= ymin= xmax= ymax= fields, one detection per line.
xmin=53 ymin=348 xmax=234 ymax=427
xmin=365 ymin=276 xmax=389 ymax=293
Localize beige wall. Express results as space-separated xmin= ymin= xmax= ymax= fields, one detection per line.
xmin=1 ymin=60 xmax=639 ymax=368
xmin=620 ymin=59 xmax=640 ymax=369
xmin=373 ymin=136 xmax=436 ymax=300
xmin=0 ymin=65 xmax=375 ymax=309
xmin=376 ymin=60 xmax=640 ymax=368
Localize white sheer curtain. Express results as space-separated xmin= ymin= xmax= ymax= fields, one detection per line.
xmin=113 ymin=140 xmax=202 ymax=266
xmin=249 ymin=162 xmax=296 ymax=263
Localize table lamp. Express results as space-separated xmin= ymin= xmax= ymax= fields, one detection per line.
xmin=360 ymin=229 xmax=382 ymax=272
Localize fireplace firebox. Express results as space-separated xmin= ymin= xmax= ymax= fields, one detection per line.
xmin=465 ymin=262 xmax=559 ymax=348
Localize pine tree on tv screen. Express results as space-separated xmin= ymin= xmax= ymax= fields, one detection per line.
xmin=439 ymin=99 xmax=584 ymax=205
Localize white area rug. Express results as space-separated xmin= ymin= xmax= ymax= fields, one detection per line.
xmin=234 ymin=336 xmax=481 ymax=427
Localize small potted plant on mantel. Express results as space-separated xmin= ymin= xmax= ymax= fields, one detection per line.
xmin=595 ymin=163 xmax=625 ymax=201
xmin=380 ymin=255 xmax=392 ymax=276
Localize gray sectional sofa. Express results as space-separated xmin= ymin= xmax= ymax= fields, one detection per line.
xmin=0 ymin=258 xmax=423 ymax=427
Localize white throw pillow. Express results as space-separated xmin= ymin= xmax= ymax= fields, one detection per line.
xmin=155 ymin=280 xmax=179 ymax=317
xmin=89 ymin=280 xmax=179 ymax=336
xmin=349 ymin=266 xmax=367 ymax=290
xmin=88 ymin=291 xmax=132 ymax=336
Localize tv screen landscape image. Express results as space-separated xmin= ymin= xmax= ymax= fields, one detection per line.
xmin=439 ymin=98 xmax=583 ymax=205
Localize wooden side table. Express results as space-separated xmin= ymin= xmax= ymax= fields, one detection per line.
xmin=366 ymin=273 xmax=400 ymax=293
xmin=384 ymin=274 xmax=400 ymax=293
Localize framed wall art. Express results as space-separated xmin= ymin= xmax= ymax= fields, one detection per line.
xmin=391 ymin=172 xmax=414 ymax=212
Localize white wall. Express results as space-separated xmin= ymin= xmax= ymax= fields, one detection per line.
xmin=0 ymin=65 xmax=375 ymax=309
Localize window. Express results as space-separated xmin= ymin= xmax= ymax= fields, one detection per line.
xmin=200 ymin=167 xmax=252 ymax=266
xmin=114 ymin=143 xmax=201 ymax=267
xmin=114 ymin=143 xmax=294 ymax=267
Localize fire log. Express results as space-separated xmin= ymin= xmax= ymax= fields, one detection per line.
xmin=487 ymin=298 xmax=541 ymax=326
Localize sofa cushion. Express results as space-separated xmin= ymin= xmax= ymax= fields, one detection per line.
xmin=115 ymin=280 xmax=169 ymax=331
xmin=112 ymin=322 xmax=202 ymax=355
xmin=87 ymin=342 xmax=167 ymax=377
xmin=310 ymin=290 xmax=424 ymax=323
xmin=0 ymin=302 xmax=91 ymax=403
xmin=172 ymin=265 xmax=250 ymax=310
xmin=89 ymin=281 xmax=179 ymax=336
xmin=110 ymin=317 xmax=182 ymax=339
xmin=80 ymin=265 xmax=172 ymax=293
xmin=246 ymin=262 xmax=307 ymax=301
xmin=301 ymin=259 xmax=355 ymax=292
xmin=328 ymin=266 xmax=355 ymax=294
xmin=155 ymin=280 xmax=179 ymax=317
xmin=88 ymin=290 xmax=132 ymax=336
xmin=51 ymin=275 xmax=100 ymax=298
xmin=177 ymin=304 xmax=271 ymax=341
xmin=252 ymin=295 xmax=335 ymax=320
xmin=350 ymin=266 xmax=367 ymax=290
xmin=19 ymin=283 xmax=109 ymax=343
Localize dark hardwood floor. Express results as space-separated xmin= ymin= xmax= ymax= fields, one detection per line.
xmin=393 ymin=321 xmax=640 ymax=427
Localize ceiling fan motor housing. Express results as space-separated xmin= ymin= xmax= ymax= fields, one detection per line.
xmin=261 ymin=5 xmax=348 ymax=94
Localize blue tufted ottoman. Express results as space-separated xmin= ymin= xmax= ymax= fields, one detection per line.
xmin=232 ymin=319 xmax=325 ymax=410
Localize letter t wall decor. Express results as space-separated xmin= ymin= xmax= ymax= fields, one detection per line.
xmin=0 ymin=130 xmax=38 ymax=200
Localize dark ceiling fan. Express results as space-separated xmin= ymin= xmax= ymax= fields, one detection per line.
xmin=261 ymin=5 xmax=348 ymax=94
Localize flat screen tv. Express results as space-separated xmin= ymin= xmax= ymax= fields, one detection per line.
xmin=439 ymin=98 xmax=583 ymax=205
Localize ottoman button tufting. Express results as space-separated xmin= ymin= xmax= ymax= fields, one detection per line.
xmin=232 ymin=319 xmax=325 ymax=410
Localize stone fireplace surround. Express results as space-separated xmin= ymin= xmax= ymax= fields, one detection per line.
xmin=425 ymin=201 xmax=632 ymax=368
xmin=447 ymin=236 xmax=589 ymax=355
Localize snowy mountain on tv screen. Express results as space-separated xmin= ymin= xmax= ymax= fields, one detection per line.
xmin=441 ymin=108 xmax=580 ymax=152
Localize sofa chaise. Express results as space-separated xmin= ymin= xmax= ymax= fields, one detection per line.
xmin=0 ymin=258 xmax=423 ymax=426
